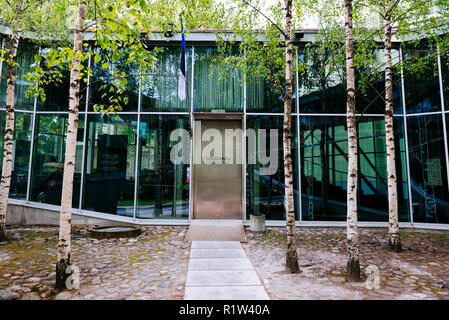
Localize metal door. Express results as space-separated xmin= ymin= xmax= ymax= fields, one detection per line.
xmin=193 ymin=119 xmax=243 ymax=219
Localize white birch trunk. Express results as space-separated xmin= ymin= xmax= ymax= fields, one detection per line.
xmin=384 ymin=7 xmax=402 ymax=252
xmin=344 ymin=0 xmax=361 ymax=281
xmin=0 ymin=36 xmax=19 ymax=241
xmin=283 ymin=0 xmax=300 ymax=273
xmin=55 ymin=0 xmax=86 ymax=289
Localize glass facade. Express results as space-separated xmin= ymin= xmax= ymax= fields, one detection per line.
xmin=30 ymin=114 xmax=84 ymax=206
xmin=82 ymin=114 xmax=136 ymax=216
xmin=0 ymin=40 xmax=448 ymax=226
xmin=137 ymin=115 xmax=190 ymax=219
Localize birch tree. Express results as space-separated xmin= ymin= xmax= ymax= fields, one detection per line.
xmin=0 ymin=34 xmax=19 ymax=242
xmin=360 ymin=0 xmax=449 ymax=252
xmin=0 ymin=0 xmax=71 ymax=241
xmin=283 ymin=0 xmax=300 ymax=273
xmin=344 ymin=0 xmax=361 ymax=281
xmin=209 ymin=0 xmax=302 ymax=273
xmin=55 ymin=0 xmax=87 ymax=290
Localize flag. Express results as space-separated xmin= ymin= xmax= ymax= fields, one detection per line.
xmin=178 ymin=19 xmax=187 ymax=101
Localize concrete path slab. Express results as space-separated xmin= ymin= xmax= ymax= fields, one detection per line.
xmin=188 ymin=258 xmax=253 ymax=270
xmin=191 ymin=241 xmax=242 ymax=249
xmin=184 ymin=241 xmax=270 ymax=300
xmin=185 ymin=286 xmax=270 ymax=300
xmin=184 ymin=220 xmax=247 ymax=242
xmin=186 ymin=270 xmax=261 ymax=286
xmin=190 ymin=248 xmax=246 ymax=258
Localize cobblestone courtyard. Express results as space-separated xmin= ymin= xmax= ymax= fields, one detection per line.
xmin=245 ymin=227 xmax=449 ymax=300
xmin=0 ymin=226 xmax=190 ymax=300
xmin=0 ymin=225 xmax=448 ymax=300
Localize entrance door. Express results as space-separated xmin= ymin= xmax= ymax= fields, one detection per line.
xmin=193 ymin=119 xmax=243 ymax=219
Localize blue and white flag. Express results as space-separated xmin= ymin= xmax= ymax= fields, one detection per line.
xmin=178 ymin=19 xmax=187 ymax=101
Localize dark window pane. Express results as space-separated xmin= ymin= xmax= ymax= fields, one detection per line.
xmin=355 ymin=49 xmax=403 ymax=115
xmin=82 ymin=114 xmax=136 ymax=216
xmin=442 ymin=51 xmax=449 ymax=110
xmin=0 ymin=111 xmax=32 ymax=199
xmin=298 ymin=49 xmax=346 ymax=114
xmin=137 ymin=115 xmax=190 ymax=218
xmin=36 ymin=49 xmax=87 ymax=111
xmin=246 ymin=116 xmax=298 ymax=220
xmin=408 ymin=115 xmax=449 ymax=223
xmin=403 ymin=44 xmax=441 ymax=113
xmin=194 ymin=47 xmax=243 ymax=112
xmin=358 ymin=117 xmax=409 ymax=221
xmin=0 ymin=43 xmax=37 ymax=111
xmin=88 ymin=49 xmax=138 ymax=112
xmin=141 ymin=47 xmax=191 ymax=112
xmin=301 ymin=116 xmax=410 ymax=221
xmin=30 ymin=114 xmax=84 ymax=206
xmin=300 ymin=116 xmax=348 ymax=220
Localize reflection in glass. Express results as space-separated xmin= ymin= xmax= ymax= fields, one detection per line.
xmin=0 ymin=112 xmax=32 ymax=199
xmin=358 ymin=117 xmax=409 ymax=221
xmin=442 ymin=52 xmax=449 ymax=110
xmin=141 ymin=47 xmax=191 ymax=112
xmin=246 ymin=116 xmax=298 ymax=220
xmin=403 ymin=45 xmax=441 ymax=113
xmin=88 ymin=49 xmax=139 ymax=112
xmin=82 ymin=114 xmax=136 ymax=216
xmin=300 ymin=116 xmax=348 ymax=220
xmin=137 ymin=115 xmax=190 ymax=219
xmin=194 ymin=47 xmax=243 ymax=112
xmin=408 ymin=115 xmax=449 ymax=223
xmin=301 ymin=116 xmax=410 ymax=221
xmin=355 ymin=49 xmax=403 ymax=114
xmin=30 ymin=114 xmax=84 ymax=206
xmin=298 ymin=48 xmax=346 ymax=114
xmin=0 ymin=43 xmax=36 ymax=110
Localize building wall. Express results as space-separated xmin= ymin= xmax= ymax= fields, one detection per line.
xmin=1 ymin=40 xmax=449 ymax=225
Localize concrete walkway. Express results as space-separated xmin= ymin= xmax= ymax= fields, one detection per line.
xmin=184 ymin=220 xmax=248 ymax=242
xmin=184 ymin=241 xmax=270 ymax=300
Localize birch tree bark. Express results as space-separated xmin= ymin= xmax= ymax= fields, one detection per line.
xmin=344 ymin=0 xmax=361 ymax=281
xmin=283 ymin=0 xmax=300 ymax=273
xmin=0 ymin=36 xmax=19 ymax=241
xmin=384 ymin=3 xmax=402 ymax=252
xmin=55 ymin=0 xmax=86 ymax=290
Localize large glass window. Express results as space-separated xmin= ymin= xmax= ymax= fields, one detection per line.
xmin=193 ymin=47 xmax=243 ymax=112
xmin=141 ymin=47 xmax=192 ymax=112
xmin=358 ymin=117 xmax=409 ymax=221
xmin=355 ymin=49 xmax=403 ymax=114
xmin=88 ymin=50 xmax=138 ymax=112
xmin=298 ymin=48 xmax=346 ymax=114
xmin=301 ymin=116 xmax=410 ymax=221
xmin=403 ymin=44 xmax=441 ymax=113
xmin=0 ymin=43 xmax=36 ymax=111
xmin=408 ymin=115 xmax=449 ymax=224
xmin=36 ymin=48 xmax=87 ymax=112
xmin=0 ymin=111 xmax=32 ymax=199
xmin=82 ymin=114 xmax=136 ymax=216
xmin=246 ymin=115 xmax=298 ymax=220
xmin=136 ymin=115 xmax=190 ymax=219
xmin=30 ymin=114 xmax=84 ymax=206
xmin=300 ymin=116 xmax=347 ymax=220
